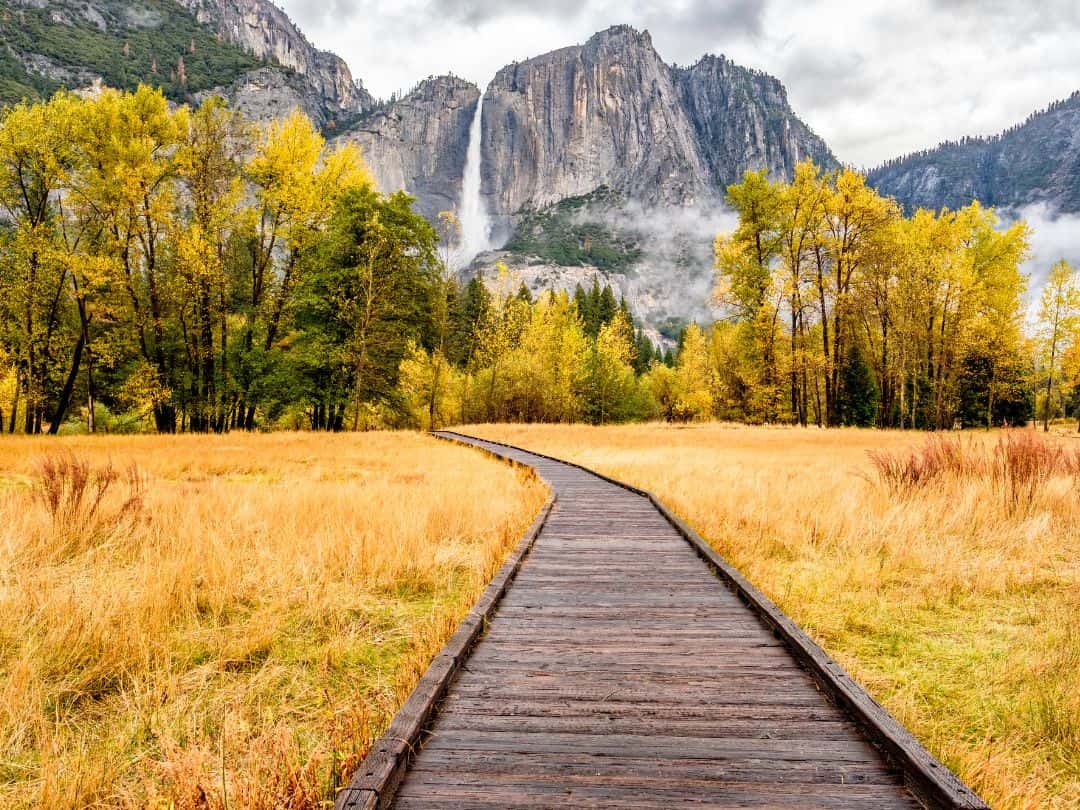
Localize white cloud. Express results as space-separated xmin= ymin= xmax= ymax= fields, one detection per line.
xmin=1009 ymin=204 xmax=1080 ymax=299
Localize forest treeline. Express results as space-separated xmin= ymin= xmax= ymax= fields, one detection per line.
xmin=2 ymin=87 xmax=1079 ymax=433
xmin=0 ymin=86 xmax=666 ymax=433
xmin=711 ymin=164 xmax=1076 ymax=430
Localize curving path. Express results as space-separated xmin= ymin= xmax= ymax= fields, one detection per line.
xmin=336 ymin=432 xmax=986 ymax=810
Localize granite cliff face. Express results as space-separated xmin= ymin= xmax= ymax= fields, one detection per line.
xmin=176 ymin=0 xmax=371 ymax=113
xmin=868 ymin=92 xmax=1080 ymax=214
xmin=347 ymin=26 xmax=838 ymax=223
xmin=336 ymin=77 xmax=480 ymax=221
xmin=675 ymin=54 xmax=838 ymax=190
xmin=481 ymin=27 xmax=713 ymax=216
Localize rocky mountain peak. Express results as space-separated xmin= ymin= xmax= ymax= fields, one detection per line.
xmin=482 ymin=23 xmax=713 ymax=217
xmin=587 ymin=23 xmax=655 ymax=50
xmin=474 ymin=24 xmax=837 ymax=220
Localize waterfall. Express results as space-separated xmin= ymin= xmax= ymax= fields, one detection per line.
xmin=453 ymin=90 xmax=492 ymax=270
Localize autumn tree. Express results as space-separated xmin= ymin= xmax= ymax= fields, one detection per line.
xmin=236 ymin=111 xmax=371 ymax=428
xmin=586 ymin=309 xmax=638 ymax=423
xmin=714 ymin=170 xmax=784 ymax=421
xmin=1036 ymin=260 xmax=1079 ymax=430
xmin=73 ymin=86 xmax=187 ymax=431
xmin=289 ymin=186 xmax=437 ymax=430
xmin=0 ymin=93 xmax=94 ymax=433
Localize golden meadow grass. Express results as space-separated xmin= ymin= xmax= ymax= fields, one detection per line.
xmin=470 ymin=423 xmax=1080 ymax=809
xmin=0 ymin=432 xmax=546 ymax=809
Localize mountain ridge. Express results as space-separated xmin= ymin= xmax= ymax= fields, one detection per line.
xmin=868 ymin=91 xmax=1080 ymax=214
xmin=175 ymin=0 xmax=371 ymax=112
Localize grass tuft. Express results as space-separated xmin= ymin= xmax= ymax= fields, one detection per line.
xmin=30 ymin=452 xmax=145 ymax=561
xmin=870 ymin=430 xmax=1080 ymax=515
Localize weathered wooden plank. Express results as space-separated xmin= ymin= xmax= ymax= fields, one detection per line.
xmin=396 ymin=749 xmax=903 ymax=785
xmin=431 ymin=712 xmax=865 ymax=741
xmin=417 ymin=729 xmax=884 ymax=762
xmin=395 ymin=777 xmax=920 ymax=809
xmin=435 ymin=696 xmax=852 ymax=723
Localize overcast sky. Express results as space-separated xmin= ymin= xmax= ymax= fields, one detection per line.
xmin=278 ymin=0 xmax=1079 ymax=168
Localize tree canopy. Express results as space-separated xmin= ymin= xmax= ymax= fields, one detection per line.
xmin=0 ymin=92 xmax=1068 ymax=433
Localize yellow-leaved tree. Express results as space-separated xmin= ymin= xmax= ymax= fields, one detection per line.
xmin=1037 ymin=259 xmax=1080 ymax=430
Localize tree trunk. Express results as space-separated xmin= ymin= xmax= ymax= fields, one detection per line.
xmin=48 ymin=331 xmax=85 ymax=434
xmin=154 ymin=403 xmax=177 ymax=433
xmin=789 ymin=302 xmax=799 ymax=425
xmin=1045 ymin=321 xmax=1058 ymax=432
xmin=428 ymin=354 xmax=441 ymax=429
xmin=814 ymin=250 xmax=832 ymax=425
xmin=7 ymin=376 xmax=19 ymax=433
xmin=200 ymin=283 xmax=215 ymax=433
xmin=86 ymin=346 xmax=96 ymax=434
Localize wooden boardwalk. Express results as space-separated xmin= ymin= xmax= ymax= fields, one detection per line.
xmin=337 ymin=432 xmax=987 ymax=809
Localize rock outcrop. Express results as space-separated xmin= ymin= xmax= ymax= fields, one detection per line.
xmin=335 ymin=77 xmax=480 ymax=221
xmin=176 ymin=0 xmax=371 ymax=113
xmin=868 ymin=92 xmax=1080 ymax=214
xmin=196 ymin=66 xmax=329 ymax=128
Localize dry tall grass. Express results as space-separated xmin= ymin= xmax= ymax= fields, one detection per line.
xmin=470 ymin=423 xmax=1080 ymax=809
xmin=0 ymin=432 xmax=545 ymax=809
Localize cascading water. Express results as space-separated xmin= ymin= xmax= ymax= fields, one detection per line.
xmin=453 ymin=89 xmax=493 ymax=270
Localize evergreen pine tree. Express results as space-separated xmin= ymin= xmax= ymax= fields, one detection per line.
xmin=453 ymin=276 xmax=490 ymax=365
xmin=598 ymin=284 xmax=618 ymax=329
xmin=633 ymin=328 xmax=654 ymax=374
xmin=573 ymin=283 xmax=588 ymax=322
xmin=837 ymin=341 xmax=879 ymax=426
xmin=585 ymin=278 xmax=603 ymax=336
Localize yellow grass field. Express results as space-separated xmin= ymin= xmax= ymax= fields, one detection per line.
xmin=0 ymin=432 xmax=546 ymax=809
xmin=469 ymin=423 xmax=1080 ymax=809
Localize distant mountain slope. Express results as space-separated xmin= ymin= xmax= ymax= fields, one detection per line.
xmin=175 ymin=0 xmax=370 ymax=112
xmin=675 ymin=53 xmax=837 ymax=190
xmin=868 ymin=92 xmax=1080 ymax=214
xmin=0 ymin=0 xmax=369 ymax=125
xmin=0 ymin=0 xmax=259 ymax=103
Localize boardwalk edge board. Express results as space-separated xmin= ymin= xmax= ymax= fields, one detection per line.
xmin=334 ymin=452 xmax=556 ymax=810
xmin=431 ymin=430 xmax=988 ymax=810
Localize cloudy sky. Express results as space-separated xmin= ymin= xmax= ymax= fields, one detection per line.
xmin=278 ymin=0 xmax=1079 ymax=168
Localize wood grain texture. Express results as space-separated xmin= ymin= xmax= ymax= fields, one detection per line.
xmin=336 ymin=431 xmax=988 ymax=810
